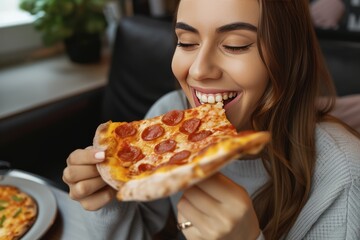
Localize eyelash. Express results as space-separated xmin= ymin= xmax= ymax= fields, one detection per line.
xmin=176 ymin=42 xmax=197 ymax=48
xmin=223 ymin=43 xmax=253 ymax=52
xmin=176 ymin=42 xmax=254 ymax=53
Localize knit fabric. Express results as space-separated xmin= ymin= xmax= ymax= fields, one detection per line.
xmin=79 ymin=90 xmax=360 ymax=239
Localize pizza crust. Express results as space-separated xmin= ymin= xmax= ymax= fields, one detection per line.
xmin=93 ymin=121 xmax=110 ymax=151
xmin=93 ymin=122 xmax=125 ymax=190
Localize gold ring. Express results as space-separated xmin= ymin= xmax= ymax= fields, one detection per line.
xmin=177 ymin=221 xmax=193 ymax=230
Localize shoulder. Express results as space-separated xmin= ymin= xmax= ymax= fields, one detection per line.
xmin=145 ymin=90 xmax=188 ymax=119
xmin=314 ymin=122 xmax=360 ymax=185
xmin=287 ymin=123 xmax=360 ymax=239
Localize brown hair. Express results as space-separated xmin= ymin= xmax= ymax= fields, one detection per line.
xmin=252 ymin=0 xmax=336 ymax=238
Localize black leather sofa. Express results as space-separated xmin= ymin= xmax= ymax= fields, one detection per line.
xmin=319 ymin=39 xmax=360 ymax=96
xmin=101 ymin=15 xmax=177 ymax=123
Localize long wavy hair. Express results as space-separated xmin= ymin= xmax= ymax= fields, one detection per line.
xmin=251 ymin=0 xmax=338 ymax=238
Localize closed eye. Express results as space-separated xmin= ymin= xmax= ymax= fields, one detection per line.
xmin=177 ymin=42 xmax=198 ymax=49
xmin=223 ymin=43 xmax=254 ymax=53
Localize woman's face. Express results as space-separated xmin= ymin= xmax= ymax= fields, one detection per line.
xmin=172 ymin=0 xmax=269 ymax=131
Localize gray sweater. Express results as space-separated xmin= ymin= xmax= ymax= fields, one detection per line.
xmin=80 ymin=90 xmax=360 ymax=239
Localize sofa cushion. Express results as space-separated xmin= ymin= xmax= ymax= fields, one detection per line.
xmin=319 ymin=39 xmax=360 ymax=96
xmin=102 ymin=15 xmax=177 ymax=122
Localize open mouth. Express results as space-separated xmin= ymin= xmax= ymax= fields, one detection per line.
xmin=193 ymin=89 xmax=240 ymax=108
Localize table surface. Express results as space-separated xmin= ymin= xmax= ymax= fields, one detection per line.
xmin=43 ymin=188 xmax=88 ymax=239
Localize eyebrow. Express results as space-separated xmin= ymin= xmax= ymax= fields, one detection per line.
xmin=175 ymin=22 xmax=257 ymax=33
xmin=217 ymin=22 xmax=257 ymax=33
xmin=175 ymin=22 xmax=198 ymax=33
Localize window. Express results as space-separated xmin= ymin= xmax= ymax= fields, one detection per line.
xmin=0 ymin=0 xmax=33 ymax=27
xmin=0 ymin=0 xmax=43 ymax=63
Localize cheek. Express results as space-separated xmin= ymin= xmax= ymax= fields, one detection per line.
xmin=229 ymin=55 xmax=268 ymax=90
xmin=171 ymin=51 xmax=188 ymax=84
xmin=171 ymin=51 xmax=195 ymax=106
xmin=225 ymin=56 xmax=268 ymax=130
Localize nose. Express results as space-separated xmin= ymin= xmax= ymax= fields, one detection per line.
xmin=189 ymin=45 xmax=222 ymax=81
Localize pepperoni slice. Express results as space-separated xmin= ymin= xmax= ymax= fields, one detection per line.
xmin=117 ymin=144 xmax=144 ymax=162
xmin=138 ymin=163 xmax=155 ymax=173
xmin=141 ymin=124 xmax=165 ymax=141
xmin=154 ymin=139 xmax=177 ymax=154
xmin=188 ymin=130 xmax=212 ymax=142
xmin=179 ymin=118 xmax=201 ymax=135
xmin=169 ymin=150 xmax=191 ymax=165
xmin=115 ymin=123 xmax=137 ymax=138
xmin=162 ymin=110 xmax=184 ymax=126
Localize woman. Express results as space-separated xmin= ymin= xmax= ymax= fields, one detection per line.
xmin=63 ymin=0 xmax=360 ymax=239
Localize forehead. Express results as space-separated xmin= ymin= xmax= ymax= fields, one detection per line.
xmin=177 ymin=0 xmax=260 ymax=27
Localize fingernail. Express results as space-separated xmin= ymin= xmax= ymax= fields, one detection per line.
xmin=95 ymin=151 xmax=105 ymax=160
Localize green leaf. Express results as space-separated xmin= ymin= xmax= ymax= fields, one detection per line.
xmin=13 ymin=208 xmax=22 ymax=218
xmin=11 ymin=195 xmax=23 ymax=202
xmin=0 ymin=215 xmax=6 ymax=228
xmin=18 ymin=0 xmax=107 ymax=45
xmin=0 ymin=200 xmax=9 ymax=211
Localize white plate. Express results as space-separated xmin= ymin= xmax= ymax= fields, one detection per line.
xmin=0 ymin=170 xmax=57 ymax=240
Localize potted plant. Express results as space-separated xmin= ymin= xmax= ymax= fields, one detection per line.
xmin=20 ymin=0 xmax=108 ymax=63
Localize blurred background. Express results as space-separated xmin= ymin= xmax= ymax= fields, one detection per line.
xmin=0 ymin=0 xmax=359 ymax=190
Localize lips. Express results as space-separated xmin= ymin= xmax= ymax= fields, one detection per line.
xmin=192 ymin=88 xmax=240 ymax=108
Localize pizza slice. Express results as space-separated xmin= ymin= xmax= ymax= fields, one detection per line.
xmin=94 ymin=103 xmax=270 ymax=201
xmin=0 ymin=185 xmax=38 ymax=240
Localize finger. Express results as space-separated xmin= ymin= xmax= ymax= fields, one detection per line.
xmin=177 ymin=212 xmax=203 ymax=240
xmin=78 ymin=186 xmax=116 ymax=211
xmin=67 ymin=148 xmax=105 ymax=165
xmin=69 ymin=176 xmax=108 ymax=200
xmin=182 ymin=185 xmax=220 ymax=217
xmin=178 ymin=196 xmax=212 ymax=236
xmin=63 ymin=165 xmax=100 ymax=184
xmin=196 ymin=173 xmax=242 ymax=202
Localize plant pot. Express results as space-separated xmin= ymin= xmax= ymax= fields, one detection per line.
xmin=64 ymin=33 xmax=102 ymax=64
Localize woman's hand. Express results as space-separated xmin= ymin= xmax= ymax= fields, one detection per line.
xmin=177 ymin=173 xmax=260 ymax=240
xmin=62 ymin=147 xmax=116 ymax=211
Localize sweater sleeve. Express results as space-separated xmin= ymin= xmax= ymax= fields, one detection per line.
xmin=346 ymin=177 xmax=360 ymax=239
xmin=78 ymin=198 xmax=171 ymax=240
xmin=297 ymin=177 xmax=360 ymax=239
xmin=287 ymin=123 xmax=360 ymax=239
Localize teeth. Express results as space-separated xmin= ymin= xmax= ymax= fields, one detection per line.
xmin=208 ymin=95 xmax=215 ymax=104
xmin=215 ymin=94 xmax=222 ymax=102
xmin=196 ymin=90 xmax=237 ymax=104
xmin=201 ymin=94 xmax=207 ymax=103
